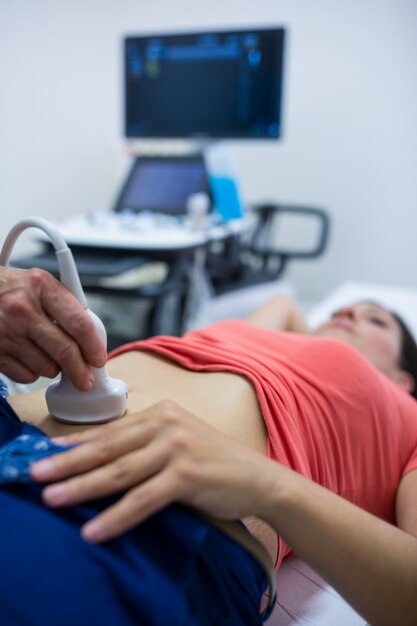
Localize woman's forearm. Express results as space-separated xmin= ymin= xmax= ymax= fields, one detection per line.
xmin=30 ymin=401 xmax=417 ymax=624
xmin=247 ymin=294 xmax=309 ymax=332
xmin=259 ymin=467 xmax=417 ymax=626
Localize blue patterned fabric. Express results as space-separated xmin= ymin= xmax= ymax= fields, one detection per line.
xmin=0 ymin=395 xmax=268 ymax=625
xmin=0 ymin=377 xmax=8 ymax=399
xmin=0 ymin=432 xmax=73 ymax=484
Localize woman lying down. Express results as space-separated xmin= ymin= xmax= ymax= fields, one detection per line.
xmin=2 ymin=294 xmax=417 ymax=625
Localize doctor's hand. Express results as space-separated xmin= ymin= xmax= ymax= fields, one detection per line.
xmin=0 ymin=267 xmax=106 ymax=389
xmin=30 ymin=400 xmax=277 ymax=543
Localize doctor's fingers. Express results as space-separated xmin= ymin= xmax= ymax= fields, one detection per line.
xmin=40 ymin=281 xmax=106 ymax=369
xmin=1 ymin=268 xmax=103 ymax=371
xmin=41 ymin=437 xmax=173 ymax=509
xmin=28 ymin=315 xmax=99 ymax=391
xmin=0 ymin=304 xmax=95 ymax=391
xmin=0 ymin=353 xmax=41 ymax=384
xmin=5 ymin=338 xmax=60 ymax=381
xmin=19 ymin=267 xmax=106 ymax=369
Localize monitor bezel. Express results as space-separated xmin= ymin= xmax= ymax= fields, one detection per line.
xmin=123 ymin=26 xmax=286 ymax=140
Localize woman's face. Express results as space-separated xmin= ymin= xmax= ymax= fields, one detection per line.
xmin=312 ymin=302 xmax=406 ymax=382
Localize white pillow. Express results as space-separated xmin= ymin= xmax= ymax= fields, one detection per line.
xmin=307 ymin=281 xmax=417 ymax=339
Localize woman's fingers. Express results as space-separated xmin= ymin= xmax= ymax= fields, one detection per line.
xmin=41 ymin=439 xmax=171 ymax=508
xmin=50 ymin=401 xmax=176 ymax=447
xmin=31 ymin=401 xmax=193 ymax=482
xmin=50 ymin=415 xmax=134 ymax=447
xmin=31 ymin=420 xmax=154 ymax=482
xmin=31 ymin=400 xmax=273 ymax=543
xmin=81 ymin=470 xmax=182 ymax=543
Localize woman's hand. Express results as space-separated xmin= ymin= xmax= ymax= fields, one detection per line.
xmin=32 ymin=401 xmax=417 ymax=624
xmin=30 ymin=401 xmax=275 ymax=542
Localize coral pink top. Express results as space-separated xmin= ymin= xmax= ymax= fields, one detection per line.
xmin=110 ymin=320 xmax=417 ymax=568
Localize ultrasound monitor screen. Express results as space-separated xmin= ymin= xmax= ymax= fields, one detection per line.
xmin=124 ymin=27 xmax=285 ymax=139
xmin=113 ymin=157 xmax=210 ymax=214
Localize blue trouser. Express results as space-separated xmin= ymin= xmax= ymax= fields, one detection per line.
xmin=0 ymin=394 xmax=268 ymax=625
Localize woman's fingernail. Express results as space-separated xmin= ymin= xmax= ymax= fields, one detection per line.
xmin=31 ymin=459 xmax=54 ymax=479
xmin=51 ymin=436 xmax=69 ymax=445
xmin=82 ymin=520 xmax=104 ymax=542
xmin=43 ymin=483 xmax=68 ymax=505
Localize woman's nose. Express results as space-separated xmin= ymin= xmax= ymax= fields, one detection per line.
xmin=334 ymin=306 xmax=356 ymax=320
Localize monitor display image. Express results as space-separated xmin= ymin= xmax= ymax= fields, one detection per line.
xmin=124 ymin=27 xmax=286 ymax=139
xmin=113 ymin=156 xmax=210 ymax=214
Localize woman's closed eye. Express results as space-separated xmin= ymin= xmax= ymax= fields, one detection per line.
xmin=368 ymin=315 xmax=387 ymax=327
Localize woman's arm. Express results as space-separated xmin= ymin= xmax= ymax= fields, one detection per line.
xmin=263 ymin=467 xmax=417 ymax=626
xmin=31 ymin=402 xmax=417 ymax=626
xmin=247 ymin=293 xmax=309 ymax=332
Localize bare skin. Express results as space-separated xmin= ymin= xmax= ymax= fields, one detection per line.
xmin=10 ymin=351 xmax=278 ymax=560
xmin=7 ymin=293 xmax=417 ymax=624
xmin=28 ymin=399 xmax=417 ymax=626
xmin=0 ymin=267 xmax=106 ymax=389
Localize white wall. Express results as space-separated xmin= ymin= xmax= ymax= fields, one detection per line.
xmin=1 ymin=0 xmax=416 ymax=302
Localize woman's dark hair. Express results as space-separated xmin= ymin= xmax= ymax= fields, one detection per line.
xmin=391 ymin=311 xmax=417 ymax=400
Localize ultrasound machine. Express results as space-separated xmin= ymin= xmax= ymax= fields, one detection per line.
xmin=12 ymin=26 xmax=328 ymax=343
